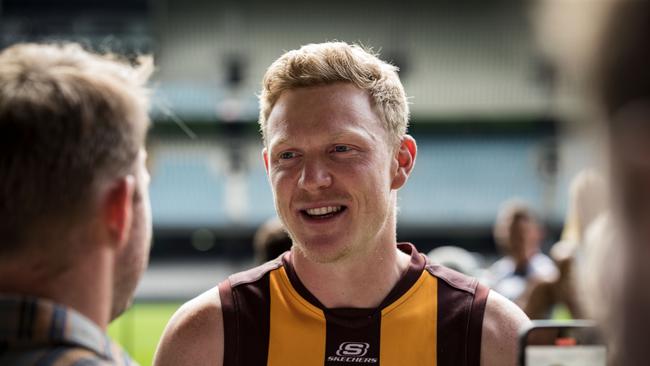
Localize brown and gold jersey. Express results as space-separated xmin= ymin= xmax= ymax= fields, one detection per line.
xmin=218 ymin=243 xmax=489 ymax=366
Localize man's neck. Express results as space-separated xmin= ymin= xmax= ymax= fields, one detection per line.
xmin=0 ymin=247 xmax=114 ymax=330
xmin=291 ymin=242 xmax=412 ymax=309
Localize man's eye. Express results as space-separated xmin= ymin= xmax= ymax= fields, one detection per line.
xmin=333 ymin=145 xmax=352 ymax=153
xmin=279 ymin=151 xmax=296 ymax=159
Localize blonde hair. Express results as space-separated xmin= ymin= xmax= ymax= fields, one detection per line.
xmin=258 ymin=42 xmax=409 ymax=144
xmin=0 ymin=43 xmax=153 ymax=250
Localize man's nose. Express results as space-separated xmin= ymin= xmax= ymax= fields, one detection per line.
xmin=298 ymin=157 xmax=332 ymax=192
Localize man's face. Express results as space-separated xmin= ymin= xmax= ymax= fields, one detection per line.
xmin=111 ymin=148 xmax=152 ymax=320
xmin=264 ymin=83 xmax=405 ymax=263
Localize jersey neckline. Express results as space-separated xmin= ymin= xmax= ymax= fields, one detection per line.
xmin=281 ymin=243 xmax=426 ymax=322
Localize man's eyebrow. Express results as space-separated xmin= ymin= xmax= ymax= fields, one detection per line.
xmin=268 ymin=137 xmax=290 ymax=149
xmin=331 ymin=131 xmax=363 ymax=140
xmin=331 ymin=127 xmax=378 ymax=142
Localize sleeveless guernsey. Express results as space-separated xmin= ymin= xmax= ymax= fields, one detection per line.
xmin=218 ymin=243 xmax=489 ymax=366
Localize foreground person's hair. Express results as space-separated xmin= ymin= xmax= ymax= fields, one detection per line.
xmin=0 ymin=43 xmax=153 ymax=253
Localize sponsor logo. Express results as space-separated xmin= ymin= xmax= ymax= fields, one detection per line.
xmin=336 ymin=342 xmax=369 ymax=357
xmin=327 ymin=342 xmax=377 ymax=363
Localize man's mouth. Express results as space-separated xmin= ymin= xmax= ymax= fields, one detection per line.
xmin=300 ymin=205 xmax=347 ymax=220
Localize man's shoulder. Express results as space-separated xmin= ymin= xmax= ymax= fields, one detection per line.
xmin=153 ymin=287 xmax=223 ymax=366
xmin=483 ymin=289 xmax=530 ymax=330
xmin=480 ymin=290 xmax=531 ymax=366
xmin=227 ymin=254 xmax=285 ymax=288
xmin=424 ymin=260 xmax=482 ymax=295
xmin=153 ymin=254 xmax=288 ymax=366
xmin=157 ymin=254 xmax=285 ymax=336
xmin=160 ymin=287 xmax=222 ymax=345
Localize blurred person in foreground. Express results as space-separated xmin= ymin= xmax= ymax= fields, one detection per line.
xmin=536 ymin=0 xmax=650 ymax=364
xmin=592 ymin=1 xmax=650 ymax=364
xmin=253 ymin=217 xmax=292 ymax=265
xmin=0 ymin=43 xmax=153 ymax=365
xmin=488 ymin=200 xmax=558 ymax=312
xmin=155 ymin=41 xmax=529 ymax=366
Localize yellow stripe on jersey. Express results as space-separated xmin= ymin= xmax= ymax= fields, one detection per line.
xmin=380 ymin=271 xmax=438 ymax=366
xmin=267 ymin=267 xmax=327 ymax=366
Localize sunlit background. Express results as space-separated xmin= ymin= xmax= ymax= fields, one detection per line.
xmin=0 ymin=0 xmax=604 ymax=364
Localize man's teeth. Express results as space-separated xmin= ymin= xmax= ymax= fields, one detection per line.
xmin=305 ymin=206 xmax=342 ymax=216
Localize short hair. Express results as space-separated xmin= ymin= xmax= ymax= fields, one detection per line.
xmin=258 ymin=42 xmax=409 ymax=144
xmin=493 ymin=200 xmax=538 ymax=254
xmin=0 ymin=43 xmax=153 ymax=253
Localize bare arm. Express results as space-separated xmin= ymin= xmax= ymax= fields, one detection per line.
xmin=153 ymin=287 xmax=224 ymax=366
xmin=481 ymin=290 xmax=531 ymax=366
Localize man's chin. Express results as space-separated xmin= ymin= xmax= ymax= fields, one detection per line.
xmin=294 ymin=241 xmax=351 ymax=264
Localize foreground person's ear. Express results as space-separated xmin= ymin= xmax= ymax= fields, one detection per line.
xmin=104 ymin=175 xmax=136 ymax=249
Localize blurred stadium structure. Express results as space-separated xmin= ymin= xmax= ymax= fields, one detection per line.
xmin=1 ymin=0 xmax=601 ymax=361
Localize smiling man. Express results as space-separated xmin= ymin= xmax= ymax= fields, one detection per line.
xmin=155 ymin=42 xmax=529 ymax=366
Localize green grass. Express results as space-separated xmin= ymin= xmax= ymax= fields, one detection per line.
xmin=108 ymin=302 xmax=182 ymax=366
xmin=551 ymin=303 xmax=573 ymax=320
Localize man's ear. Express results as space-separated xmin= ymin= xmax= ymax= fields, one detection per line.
xmin=391 ymin=135 xmax=417 ymax=190
xmin=262 ymin=147 xmax=269 ymax=173
xmin=103 ymin=175 xmax=136 ymax=250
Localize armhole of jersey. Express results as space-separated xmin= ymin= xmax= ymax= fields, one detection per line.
xmin=467 ymin=282 xmax=489 ymax=366
xmin=218 ymin=280 xmax=237 ymax=366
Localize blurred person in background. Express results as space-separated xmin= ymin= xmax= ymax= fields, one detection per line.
xmin=427 ymin=245 xmax=486 ymax=279
xmin=535 ymin=0 xmax=650 ymax=364
xmin=155 ymin=41 xmax=529 ymax=366
xmin=524 ymin=169 xmax=607 ymax=319
xmin=253 ymin=217 xmax=292 ymax=265
xmin=488 ymin=200 xmax=558 ymax=312
xmin=0 ymin=43 xmax=153 ymax=365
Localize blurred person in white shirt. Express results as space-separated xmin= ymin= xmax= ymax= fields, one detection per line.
xmin=488 ymin=200 xmax=558 ymax=311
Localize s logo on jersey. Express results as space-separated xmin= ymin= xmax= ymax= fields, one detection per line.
xmin=336 ymin=342 xmax=369 ymax=357
xmin=327 ymin=342 xmax=377 ymax=363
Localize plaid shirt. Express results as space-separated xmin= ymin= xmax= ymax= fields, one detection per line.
xmin=0 ymin=294 xmax=137 ymax=365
